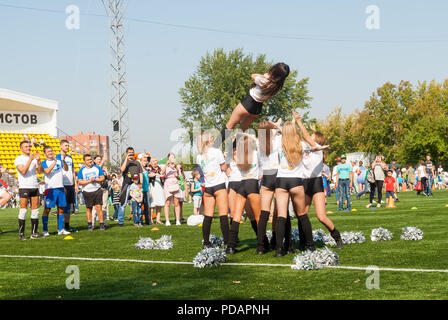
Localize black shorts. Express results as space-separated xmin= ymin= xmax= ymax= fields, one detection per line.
xmin=236 ymin=179 xmax=260 ymax=197
xmin=64 ymin=185 xmax=76 ymax=204
xmin=241 ymin=93 xmax=263 ymax=115
xmin=82 ymin=189 xmax=103 ymax=208
xmin=275 ymin=177 xmax=303 ymax=191
xmin=204 ymin=183 xmax=227 ymax=195
xmin=19 ymin=188 xmax=39 ymax=199
xmin=303 ymin=177 xmax=324 ymax=197
xmin=261 ymin=173 xmax=277 ymax=191
xmin=228 ymin=181 xmax=241 ymax=192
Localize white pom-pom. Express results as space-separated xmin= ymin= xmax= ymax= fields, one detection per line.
xmin=371 ymin=227 xmax=393 ymax=242
xmin=400 ymin=227 xmax=423 ymax=240
xmin=291 ymin=247 xmax=339 ymax=270
xmin=193 ymin=247 xmax=227 ymax=268
xmin=266 ymin=230 xmax=273 ymax=242
xmin=135 ymin=235 xmax=173 ymax=250
xmin=312 ymin=229 xmax=327 ymax=243
xmin=201 ymin=234 xmax=224 ymax=248
xmin=291 ymin=227 xmax=300 ymax=243
xmin=341 ymin=231 xmax=366 ymax=244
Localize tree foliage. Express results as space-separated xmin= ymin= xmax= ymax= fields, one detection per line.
xmin=317 ymin=79 xmax=448 ymax=166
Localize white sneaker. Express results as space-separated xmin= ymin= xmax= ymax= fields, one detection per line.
xmin=58 ymin=229 xmax=71 ymax=235
xmin=381 ymin=200 xmax=385 ymax=204
xmin=165 ymin=221 xmax=171 ymax=226
xmin=372 ymin=200 xmax=376 ymax=204
xmin=42 ymin=231 xmax=50 ymax=237
xmin=366 ymin=203 xmax=372 ymax=208
xmin=176 ymin=220 xmax=181 ymax=226
xmin=377 ymin=203 xmax=381 ymax=208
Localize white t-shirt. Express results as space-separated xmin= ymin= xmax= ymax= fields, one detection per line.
xmin=41 ymin=159 xmax=65 ymax=189
xmin=228 ymin=160 xmax=242 ymax=182
xmin=56 ymin=153 xmax=74 ymax=186
xmin=277 ymin=143 xmax=303 ymax=178
xmin=239 ymin=150 xmax=263 ymax=180
xmin=299 ymin=142 xmax=323 ymax=179
xmin=332 ymin=166 xmax=338 ymax=182
xmin=14 ymin=154 xmax=38 ymax=189
xmin=249 ymin=75 xmax=270 ymax=102
xmin=196 ymin=147 xmax=227 ymax=188
xmin=77 ymin=165 xmax=104 ymax=193
xmin=417 ymin=166 xmax=427 ymax=179
xmin=259 ymin=134 xmax=281 ymax=174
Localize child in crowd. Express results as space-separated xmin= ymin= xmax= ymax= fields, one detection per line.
xmin=191 ymin=170 xmax=204 ymax=215
xmin=385 ymin=170 xmax=396 ymax=208
xmin=111 ymin=180 xmax=121 ymax=221
xmin=129 ymin=174 xmax=143 ymax=227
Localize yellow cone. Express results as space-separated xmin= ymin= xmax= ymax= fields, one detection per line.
xmin=411 ymin=207 xmax=418 ymax=210
xmin=198 ymin=224 xmax=203 ymax=227
xmin=326 ymin=211 xmax=334 ymax=214
xmin=151 ymin=227 xmax=159 ymax=231
xmin=64 ymin=236 xmax=74 ymax=240
xmin=445 ymin=204 xmax=448 ymax=207
xmin=351 ymin=208 xmax=357 ymax=212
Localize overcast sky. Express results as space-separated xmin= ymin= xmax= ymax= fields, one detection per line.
xmin=1 ymin=0 xmax=448 ymax=160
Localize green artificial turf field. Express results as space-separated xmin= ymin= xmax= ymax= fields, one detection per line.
xmin=0 ymin=190 xmax=447 ymax=300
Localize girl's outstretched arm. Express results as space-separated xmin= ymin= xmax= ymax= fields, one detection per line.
xmin=292 ymin=111 xmax=316 ymax=147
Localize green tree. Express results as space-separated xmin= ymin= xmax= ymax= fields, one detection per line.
xmin=178 ymin=48 xmax=312 ymax=135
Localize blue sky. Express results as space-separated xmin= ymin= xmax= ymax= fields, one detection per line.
xmin=1 ymin=0 xmax=447 ymax=159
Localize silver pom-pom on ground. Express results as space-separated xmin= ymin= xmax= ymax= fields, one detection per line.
xmin=400 ymin=227 xmax=423 ymax=240
xmin=291 ymin=227 xmax=300 ymax=243
xmin=193 ymin=247 xmax=227 ymax=268
xmin=201 ymin=234 xmax=224 ymax=248
xmin=266 ymin=230 xmax=273 ymax=242
xmin=340 ymin=231 xmax=366 ymax=244
xmin=370 ymin=227 xmax=393 ymax=242
xmin=135 ymin=235 xmax=173 ymax=250
xmin=291 ymin=247 xmax=340 ymax=270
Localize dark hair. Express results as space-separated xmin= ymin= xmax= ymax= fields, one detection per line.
xmin=254 ymin=62 xmax=290 ymax=99
xmin=60 ymin=139 xmax=69 ymax=145
xmin=126 ymin=147 xmax=134 ymax=153
xmin=43 ymin=146 xmax=53 ymax=153
xmin=313 ymin=132 xmax=325 ymax=146
xmin=94 ymin=155 xmax=102 ymax=160
xmin=20 ymin=140 xmax=30 ymax=148
xmin=83 ymin=154 xmax=92 ymax=161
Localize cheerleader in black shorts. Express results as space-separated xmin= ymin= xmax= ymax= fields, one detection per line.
xmin=226 ymin=149 xmax=259 ymax=239
xmin=227 ymin=133 xmax=263 ymax=254
xmin=273 ymin=119 xmax=315 ymax=257
xmin=215 ymin=63 xmax=290 ymax=150
xmin=256 ymin=120 xmax=292 ymax=254
xmin=294 ymin=113 xmax=343 ymax=249
xmin=196 ymin=132 xmax=230 ymax=249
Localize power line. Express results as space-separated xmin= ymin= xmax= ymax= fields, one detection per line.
xmin=1 ymin=3 xmax=448 ymax=43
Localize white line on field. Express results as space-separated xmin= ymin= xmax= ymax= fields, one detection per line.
xmin=1 ymin=254 xmax=447 ymax=273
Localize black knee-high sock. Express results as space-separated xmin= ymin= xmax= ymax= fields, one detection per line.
xmin=31 ymin=218 xmax=38 ymax=234
xmin=284 ymin=215 xmax=291 ymax=249
xmin=202 ymin=216 xmax=213 ymax=245
xmin=219 ymin=216 xmax=230 ymax=245
xmin=270 ymin=230 xmax=277 ymax=248
xmin=257 ymin=211 xmax=270 ymax=249
xmin=250 ymin=219 xmax=258 ymax=236
xmin=274 ymin=217 xmax=286 ymax=251
xmin=297 ymin=217 xmax=305 ymax=249
xmin=229 ymin=217 xmax=233 ymax=230
xmin=298 ymin=214 xmax=314 ymax=250
xmin=228 ymin=220 xmax=240 ymax=249
xmin=18 ymin=219 xmax=25 ymax=236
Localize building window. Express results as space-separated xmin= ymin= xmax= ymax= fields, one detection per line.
xmin=90 ymin=140 xmax=97 ymax=146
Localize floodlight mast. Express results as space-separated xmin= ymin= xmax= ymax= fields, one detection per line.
xmin=103 ymin=0 xmax=130 ymax=166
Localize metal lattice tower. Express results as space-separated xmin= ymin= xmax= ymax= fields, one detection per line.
xmin=103 ymin=0 xmax=129 ymax=166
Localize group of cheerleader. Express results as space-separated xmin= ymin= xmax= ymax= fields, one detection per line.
xmin=195 ymin=62 xmax=343 ymax=257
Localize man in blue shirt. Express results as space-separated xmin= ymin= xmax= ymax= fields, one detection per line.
xmin=335 ymin=154 xmax=353 ymax=211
